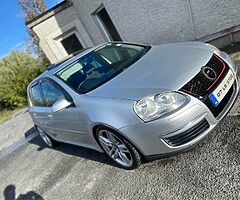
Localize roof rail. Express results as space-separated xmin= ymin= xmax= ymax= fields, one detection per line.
xmin=46 ymin=64 xmax=58 ymax=70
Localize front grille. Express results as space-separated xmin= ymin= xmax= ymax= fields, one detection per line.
xmin=180 ymin=54 xmax=228 ymax=97
xmin=180 ymin=54 xmax=236 ymax=118
xmin=163 ymin=119 xmax=210 ymax=147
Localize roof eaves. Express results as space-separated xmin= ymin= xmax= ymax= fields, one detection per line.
xmin=26 ymin=0 xmax=73 ymax=29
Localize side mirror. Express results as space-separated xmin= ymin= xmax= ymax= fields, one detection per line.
xmin=52 ymin=99 xmax=72 ymax=112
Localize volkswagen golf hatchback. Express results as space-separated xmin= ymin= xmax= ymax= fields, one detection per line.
xmin=28 ymin=42 xmax=239 ymax=169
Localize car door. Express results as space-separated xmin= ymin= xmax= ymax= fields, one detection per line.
xmin=30 ymin=78 xmax=93 ymax=147
xmin=29 ymin=82 xmax=50 ymax=130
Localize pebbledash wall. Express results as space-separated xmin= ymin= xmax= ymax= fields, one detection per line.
xmin=27 ymin=0 xmax=240 ymax=64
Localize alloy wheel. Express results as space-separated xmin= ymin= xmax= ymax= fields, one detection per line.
xmin=98 ymin=129 xmax=133 ymax=167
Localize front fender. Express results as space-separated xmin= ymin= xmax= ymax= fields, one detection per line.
xmin=79 ymin=96 xmax=142 ymax=130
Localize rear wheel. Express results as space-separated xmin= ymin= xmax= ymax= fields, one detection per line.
xmin=96 ymin=126 xmax=142 ymax=170
xmin=36 ymin=127 xmax=57 ymax=148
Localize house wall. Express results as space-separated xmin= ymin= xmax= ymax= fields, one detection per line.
xmin=30 ymin=0 xmax=240 ymax=63
xmin=32 ymin=4 xmax=93 ymax=63
xmin=71 ymin=0 xmax=240 ymax=45
xmin=71 ymin=0 xmax=194 ymax=45
xmin=189 ymin=0 xmax=240 ymax=39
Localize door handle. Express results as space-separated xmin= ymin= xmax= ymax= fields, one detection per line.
xmin=48 ymin=114 xmax=53 ymax=118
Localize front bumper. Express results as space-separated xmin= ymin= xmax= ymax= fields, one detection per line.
xmin=119 ymin=63 xmax=239 ymax=159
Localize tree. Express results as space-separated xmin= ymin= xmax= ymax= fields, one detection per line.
xmin=18 ymin=0 xmax=49 ymax=64
xmin=0 ymin=51 xmax=45 ymax=109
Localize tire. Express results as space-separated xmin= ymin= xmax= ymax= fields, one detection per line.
xmin=36 ymin=126 xmax=58 ymax=148
xmin=95 ymin=126 xmax=142 ymax=170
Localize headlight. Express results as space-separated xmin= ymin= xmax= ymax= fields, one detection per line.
xmin=133 ymin=92 xmax=187 ymax=122
xmin=206 ymin=43 xmax=221 ymax=55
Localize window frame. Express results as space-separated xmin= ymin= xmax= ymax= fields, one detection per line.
xmin=91 ymin=5 xmax=122 ymax=42
xmin=29 ymin=78 xmax=74 ymax=108
xmin=60 ymin=33 xmax=83 ymax=55
xmin=40 ymin=78 xmax=74 ymax=108
xmin=29 ymin=81 xmax=47 ymax=107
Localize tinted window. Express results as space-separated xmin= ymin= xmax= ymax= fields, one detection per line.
xmin=41 ymin=81 xmax=65 ymax=107
xmin=30 ymin=84 xmax=45 ymax=107
xmin=57 ymin=43 xmax=150 ymax=93
xmin=61 ymin=34 xmax=83 ymax=55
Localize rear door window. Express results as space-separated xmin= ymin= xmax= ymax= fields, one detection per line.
xmin=30 ymin=84 xmax=45 ymax=107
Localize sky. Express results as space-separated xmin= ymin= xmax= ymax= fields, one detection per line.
xmin=0 ymin=0 xmax=64 ymax=59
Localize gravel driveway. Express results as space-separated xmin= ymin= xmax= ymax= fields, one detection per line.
xmin=0 ymin=98 xmax=239 ymax=199
xmin=0 ymin=108 xmax=34 ymax=152
xmin=0 ymin=114 xmax=239 ymax=199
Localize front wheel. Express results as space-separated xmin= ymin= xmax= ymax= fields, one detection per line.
xmin=96 ymin=127 xmax=142 ymax=170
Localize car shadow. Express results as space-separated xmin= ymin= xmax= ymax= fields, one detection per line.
xmin=24 ymin=127 xmax=36 ymax=138
xmin=3 ymin=184 xmax=44 ymax=200
xmin=25 ymin=127 xmax=120 ymax=168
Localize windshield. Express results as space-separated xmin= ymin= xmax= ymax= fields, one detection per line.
xmin=56 ymin=43 xmax=151 ymax=94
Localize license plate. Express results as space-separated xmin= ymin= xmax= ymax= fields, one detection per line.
xmin=209 ymin=70 xmax=235 ymax=106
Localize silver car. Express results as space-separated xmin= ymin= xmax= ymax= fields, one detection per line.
xmin=27 ymin=42 xmax=239 ymax=169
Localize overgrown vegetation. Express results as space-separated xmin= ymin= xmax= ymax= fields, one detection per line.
xmin=0 ymin=51 xmax=45 ymax=109
xmin=0 ymin=0 xmax=49 ymax=123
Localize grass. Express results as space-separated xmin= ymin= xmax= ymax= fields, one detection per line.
xmin=0 ymin=108 xmax=21 ymax=124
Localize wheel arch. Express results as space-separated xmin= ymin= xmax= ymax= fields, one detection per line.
xmin=92 ymin=123 xmax=146 ymax=158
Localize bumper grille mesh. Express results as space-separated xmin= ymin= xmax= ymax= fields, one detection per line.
xmin=163 ymin=119 xmax=210 ymax=147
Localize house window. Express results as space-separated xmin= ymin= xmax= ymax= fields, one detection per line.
xmin=61 ymin=33 xmax=83 ymax=55
xmin=95 ymin=7 xmax=122 ymax=41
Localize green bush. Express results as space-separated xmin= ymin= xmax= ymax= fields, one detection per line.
xmin=0 ymin=51 xmax=45 ymax=109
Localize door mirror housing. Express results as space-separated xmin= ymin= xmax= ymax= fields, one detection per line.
xmin=52 ymin=99 xmax=72 ymax=112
